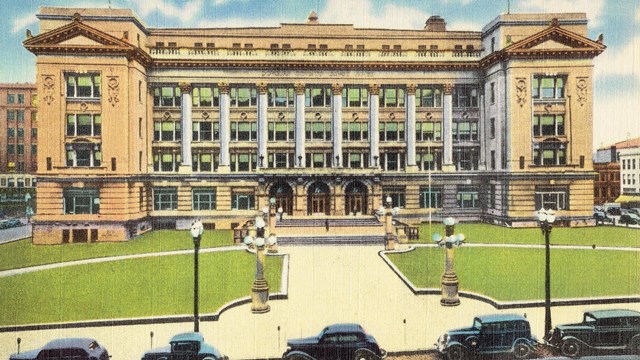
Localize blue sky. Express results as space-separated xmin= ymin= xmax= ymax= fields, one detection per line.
xmin=1 ymin=0 xmax=638 ymax=150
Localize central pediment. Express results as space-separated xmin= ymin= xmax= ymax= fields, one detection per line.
xmin=24 ymin=17 xmax=134 ymax=51
xmin=58 ymin=35 xmax=103 ymax=47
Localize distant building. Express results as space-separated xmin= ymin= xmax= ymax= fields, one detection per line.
xmin=23 ymin=8 xmax=605 ymax=244
xmin=616 ymin=137 xmax=640 ymax=207
xmin=593 ymin=145 xmax=619 ymax=205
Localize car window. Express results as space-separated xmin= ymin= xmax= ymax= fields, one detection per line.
xmin=322 ymin=335 xmax=338 ymax=344
xmin=585 ymin=314 xmax=596 ymax=324
xmin=473 ymin=319 xmax=482 ymax=329
xmin=173 ymin=342 xmax=197 ymax=352
xmin=598 ymin=318 xmax=620 ymax=326
xmin=338 ymin=334 xmax=359 ymax=343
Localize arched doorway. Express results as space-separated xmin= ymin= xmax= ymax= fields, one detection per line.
xmin=307 ymin=182 xmax=330 ymax=215
xmin=269 ymin=182 xmax=293 ymax=215
xmin=345 ymin=181 xmax=368 ymax=215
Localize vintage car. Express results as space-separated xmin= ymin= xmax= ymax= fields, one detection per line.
xmin=546 ymin=309 xmax=640 ymax=357
xmin=283 ymin=323 xmax=386 ymax=360
xmin=141 ymin=332 xmax=227 ymax=360
xmin=436 ymin=314 xmax=538 ymax=360
xmin=10 ymin=338 xmax=109 ymax=360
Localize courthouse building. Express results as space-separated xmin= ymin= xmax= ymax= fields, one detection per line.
xmin=24 ymin=7 xmax=604 ymax=244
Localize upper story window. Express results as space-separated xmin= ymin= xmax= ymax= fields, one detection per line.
xmin=342 ymin=86 xmax=369 ymax=108
xmin=66 ymin=142 xmax=101 ymax=167
xmin=305 ymin=85 xmax=331 ymax=107
xmin=193 ymin=121 xmax=219 ymax=142
xmin=305 ymin=120 xmax=332 ymax=141
xmin=268 ymin=122 xmax=294 ymax=141
xmin=7 ymin=94 xmax=15 ymax=104
xmin=342 ymin=121 xmax=368 ymax=141
xmin=17 ymin=111 xmax=24 ymax=122
xmin=379 ymin=121 xmax=405 ymax=141
xmin=453 ymin=121 xmax=478 ymax=141
xmin=416 ymin=121 xmax=442 ymax=141
xmin=416 ymin=86 xmax=442 ymax=107
xmin=153 ymin=86 xmax=182 ymax=107
xmin=533 ymin=75 xmax=566 ymax=99
xmin=67 ymin=114 xmax=101 ymax=137
xmin=17 ymin=94 xmax=25 ymax=104
xmin=230 ymin=85 xmax=257 ymax=107
xmin=268 ymin=86 xmax=295 ymax=107
xmin=533 ymin=114 xmax=564 ymax=137
xmin=66 ymin=73 xmax=101 ymax=99
xmin=453 ymin=85 xmax=478 ymax=108
xmin=192 ymin=85 xmax=219 ymax=107
xmin=153 ymin=121 xmax=181 ymax=142
xmin=63 ymin=188 xmax=100 ymax=214
xmin=231 ymin=121 xmax=257 ymax=141
xmin=379 ymin=86 xmax=405 ymax=107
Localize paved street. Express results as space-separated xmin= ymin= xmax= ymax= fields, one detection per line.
xmin=0 ymin=218 xmax=30 ymax=244
xmin=0 ymin=245 xmax=639 ymax=359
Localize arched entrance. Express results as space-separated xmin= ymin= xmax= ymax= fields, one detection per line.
xmin=307 ymin=182 xmax=330 ymax=215
xmin=269 ymin=182 xmax=293 ymax=215
xmin=345 ymin=181 xmax=368 ymax=215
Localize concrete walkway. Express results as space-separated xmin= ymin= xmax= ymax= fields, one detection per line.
xmin=1 ymin=245 xmax=639 ymax=360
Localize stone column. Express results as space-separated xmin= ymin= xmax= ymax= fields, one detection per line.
xmin=218 ymin=83 xmax=231 ymax=173
xmin=257 ymin=83 xmax=268 ymax=168
xmin=442 ymin=83 xmax=455 ymax=172
xmin=406 ymin=84 xmax=418 ymax=172
xmin=331 ymin=83 xmax=343 ymax=167
xmin=179 ymin=82 xmax=193 ymax=173
xmin=294 ymin=83 xmax=306 ymax=168
xmin=369 ymin=84 xmax=380 ymax=168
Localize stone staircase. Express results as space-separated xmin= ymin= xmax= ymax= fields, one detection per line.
xmin=277 ymin=234 xmax=385 ymax=246
xmin=273 ymin=215 xmax=385 ymax=245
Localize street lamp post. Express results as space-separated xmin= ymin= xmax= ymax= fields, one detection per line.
xmin=189 ymin=219 xmax=204 ymax=332
xmin=243 ymin=216 xmax=270 ymax=313
xmin=536 ymin=208 xmax=556 ymax=336
xmin=381 ymin=196 xmax=398 ymax=250
xmin=433 ymin=217 xmax=465 ymax=306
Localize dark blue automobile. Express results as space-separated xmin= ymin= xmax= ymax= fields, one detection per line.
xmin=283 ymin=323 xmax=386 ymax=360
xmin=141 ymin=332 xmax=227 ymax=360
xmin=9 ymin=338 xmax=109 ymax=360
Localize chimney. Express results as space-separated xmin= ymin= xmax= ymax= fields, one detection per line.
xmin=307 ymin=11 xmax=319 ymax=24
xmin=424 ymin=15 xmax=446 ymax=32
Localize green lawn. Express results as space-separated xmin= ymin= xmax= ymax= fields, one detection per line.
xmin=0 ymin=250 xmax=283 ymax=326
xmin=0 ymin=230 xmax=233 ymax=271
xmin=387 ymin=247 xmax=640 ymax=301
xmin=415 ymin=223 xmax=640 ymax=247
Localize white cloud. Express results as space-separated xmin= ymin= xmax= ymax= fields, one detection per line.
xmin=130 ymin=0 xmax=204 ymax=23
xmin=594 ymin=35 xmax=639 ymax=79
xmin=197 ymin=16 xmax=284 ymax=28
xmin=516 ymin=0 xmax=605 ymax=27
xmin=12 ymin=13 xmax=37 ymax=34
xmin=321 ymin=0 xmax=429 ymax=30
xmin=447 ymin=20 xmax=483 ymax=32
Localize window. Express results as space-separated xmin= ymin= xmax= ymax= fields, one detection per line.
xmin=490 ymin=184 xmax=496 ymax=208
xmin=453 ymin=85 xmax=478 ymax=107
xmin=66 ymin=73 xmax=101 ymax=98
xmin=535 ymin=186 xmax=568 ymax=210
xmin=416 ymin=148 xmax=442 ymax=171
xmin=153 ymin=187 xmax=178 ymax=210
xmin=7 ymin=128 xmax=15 ymax=138
xmin=454 ymin=147 xmax=479 ymax=170
xmin=268 ymin=152 xmax=295 ymax=168
xmin=305 ymin=121 xmax=332 ymax=141
xmin=342 ymin=121 xmax=368 ymax=141
xmin=533 ymin=140 xmax=566 ymax=166
xmin=379 ymin=122 xmax=405 ymax=141
xmin=66 ymin=143 xmax=101 ymax=167
xmin=17 ymin=128 xmax=24 ymax=138
xmin=192 ymin=188 xmax=216 ymax=210
xmin=453 ymin=121 xmax=478 ymax=141
xmin=7 ymin=144 xmax=14 ymax=154
xmin=193 ymin=121 xmax=219 ymax=141
xmin=7 ymin=110 xmax=15 ymax=121
xmin=192 ymin=85 xmax=219 ymax=107
xmin=383 ymin=187 xmax=406 ymax=207
xmin=268 ymin=85 xmax=295 ymax=107
xmin=17 ymin=144 xmax=24 ymax=155
xmin=268 ymin=122 xmax=295 ymax=141
xmin=419 ymin=186 xmax=442 ymax=208
xmin=153 ymin=152 xmax=181 ymax=172
xmin=192 ymin=153 xmax=218 ymax=172
xmin=230 ymin=85 xmax=257 ymax=107
xmin=63 ymin=188 xmax=100 ymax=214
xmin=230 ymin=121 xmax=257 ymax=141
xmin=7 ymin=94 xmax=15 ymax=104
xmin=342 ymin=152 xmax=369 ymax=168
xmin=490 ymin=82 xmax=495 ymax=104
xmin=457 ymin=187 xmax=479 ymax=208
xmin=32 ymin=128 xmax=37 ymax=139
xmin=416 ymin=86 xmax=442 ymax=107
xmin=17 ymin=111 xmax=24 ymax=122
xmin=380 ymin=152 xmax=405 ymax=171
xmin=17 ymin=94 xmax=25 ymax=104
xmin=67 ymin=114 xmax=102 ymax=136
xmin=31 ymin=144 xmax=37 ymax=155
xmin=230 ymin=153 xmax=257 ymax=171
xmin=232 ymin=192 xmax=255 ymax=210
xmin=491 ymin=150 xmax=496 ymax=170
xmin=532 ymin=75 xmax=566 ymax=99
xmin=342 ymin=85 xmax=369 ymax=108
xmin=305 ymin=85 xmax=331 ymax=107
xmin=379 ymin=86 xmax=405 ymax=107
xmin=490 ymin=118 xmax=496 ymax=139
xmin=305 ymin=152 xmax=332 ymax=168
xmin=154 ymin=121 xmax=181 ymax=141
xmin=533 ymin=114 xmax=565 ymax=136
xmin=153 ymin=86 xmax=182 ymax=107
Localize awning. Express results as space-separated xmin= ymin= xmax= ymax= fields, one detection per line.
xmin=614 ymin=195 xmax=640 ymax=203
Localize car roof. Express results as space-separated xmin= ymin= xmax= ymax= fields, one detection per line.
xmin=43 ymin=338 xmax=99 ymax=350
xmin=476 ymin=314 xmax=528 ymax=323
xmin=322 ymin=323 xmax=365 ymax=335
xmin=170 ymin=332 xmax=204 ymax=343
xmin=586 ymin=309 xmax=640 ymax=319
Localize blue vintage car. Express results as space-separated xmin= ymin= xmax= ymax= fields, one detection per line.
xmin=436 ymin=314 xmax=538 ymax=360
xmin=9 ymin=338 xmax=109 ymax=360
xmin=141 ymin=332 xmax=227 ymax=360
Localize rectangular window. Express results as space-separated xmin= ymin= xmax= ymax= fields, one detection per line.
xmin=17 ymin=111 xmax=24 ymax=122
xmin=533 ymin=114 xmax=564 ymax=136
xmin=532 ymin=75 xmax=566 ymax=99
xmin=66 ymin=143 xmax=101 ymax=167
xmin=67 ymin=114 xmax=102 ymax=136
xmin=490 ymin=118 xmax=496 ymax=139
xmin=342 ymin=121 xmax=368 ymax=141
xmin=7 ymin=128 xmax=15 ymax=138
xmin=230 ymin=153 xmax=257 ymax=172
xmin=7 ymin=94 xmax=15 ymax=104
xmin=419 ymin=186 xmax=442 ymax=208
xmin=268 ymin=85 xmax=295 ymax=107
xmin=379 ymin=86 xmax=405 ymax=107
xmin=342 ymin=152 xmax=369 ymax=168
xmin=192 ymin=153 xmax=218 ymax=172
xmin=382 ymin=187 xmax=406 ymax=207
xmin=380 ymin=152 xmax=405 ymax=171
xmin=7 ymin=110 xmax=15 ymax=121
xmin=268 ymin=152 xmax=294 ymax=168
xmin=154 ymin=121 xmax=181 ymax=141
xmin=453 ymin=85 xmax=478 ymax=107
xmin=454 ymin=147 xmax=479 ymax=170
xmin=193 ymin=121 xmax=219 ymax=141
xmin=153 ymin=187 xmax=178 ymax=211
xmin=341 ymin=85 xmax=369 ymax=108
xmin=192 ymin=188 xmax=216 ymax=210
xmin=416 ymin=121 xmax=442 ymax=141
xmin=17 ymin=144 xmax=24 ymax=155
xmin=66 ymin=73 xmax=101 ymax=98
xmin=231 ymin=192 xmax=255 ymax=210
xmin=153 ymin=86 xmax=182 ymax=107
xmin=305 ymin=121 xmax=331 ymax=141
xmin=230 ymin=121 xmax=257 ymax=141
xmin=457 ymin=187 xmax=479 ymax=208
xmin=153 ymin=152 xmax=181 ymax=172
xmin=379 ymin=122 xmax=405 ymax=141
xmin=7 ymin=144 xmax=14 ymax=154
xmin=230 ymin=85 xmax=257 ymax=107
xmin=305 ymin=152 xmax=332 ymax=168
xmin=453 ymin=121 xmax=478 ymax=141
xmin=416 ymin=86 xmax=443 ymax=108
xmin=63 ymin=188 xmax=100 ymax=214
xmin=305 ymin=85 xmax=331 ymax=107
xmin=268 ymin=122 xmax=295 ymax=141
xmin=192 ymin=85 xmax=220 ymax=107
xmin=533 ymin=141 xmax=567 ymax=166
xmin=535 ymin=186 xmax=569 ymax=210
xmin=490 ymin=82 xmax=495 ymax=104
xmin=31 ymin=144 xmax=37 ymax=155
xmin=416 ymin=148 xmax=442 ymax=171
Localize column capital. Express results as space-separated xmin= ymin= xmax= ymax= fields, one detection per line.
xmin=179 ymin=82 xmax=192 ymax=93
xmin=443 ymin=83 xmax=454 ymax=95
xmin=256 ymin=82 xmax=268 ymax=94
xmin=331 ymin=83 xmax=343 ymax=95
xmin=369 ymin=84 xmax=380 ymax=95
xmin=406 ymin=84 xmax=417 ymax=95
xmin=218 ymin=82 xmax=229 ymax=93
xmin=294 ymin=83 xmax=306 ymax=95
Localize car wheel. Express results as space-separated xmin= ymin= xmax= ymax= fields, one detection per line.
xmin=513 ymin=342 xmax=531 ymax=359
xmin=286 ymin=355 xmax=309 ymax=360
xmin=561 ymin=339 xmax=581 ymax=358
xmin=446 ymin=345 xmax=466 ymax=360
xmin=353 ymin=349 xmax=377 ymax=360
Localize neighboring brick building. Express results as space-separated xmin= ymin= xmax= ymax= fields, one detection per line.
xmin=593 ymin=145 xmax=620 ymax=206
xmin=23 ymin=8 xmax=605 ymax=244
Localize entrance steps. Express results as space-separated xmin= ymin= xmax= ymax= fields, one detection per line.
xmin=273 ymin=215 xmax=385 ymax=245
xmin=277 ymin=234 xmax=385 ymax=246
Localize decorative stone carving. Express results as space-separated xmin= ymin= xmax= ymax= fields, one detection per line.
xmin=576 ymin=78 xmax=588 ymax=107
xmin=331 ymin=83 xmax=343 ymax=95
xmin=107 ymin=77 xmax=120 ymax=106
xmin=218 ymin=82 xmax=229 ymax=93
xmin=178 ymin=82 xmax=191 ymax=93
xmin=443 ymin=83 xmax=454 ymax=95
xmin=294 ymin=83 xmax=305 ymax=94
xmin=369 ymin=84 xmax=380 ymax=95
xmin=406 ymin=84 xmax=417 ymax=95
xmin=515 ymin=78 xmax=527 ymax=107
xmin=256 ymin=82 xmax=268 ymax=94
xmin=352 ymin=112 xmax=359 ymax=120
xmin=43 ymin=76 xmax=54 ymax=105
xmin=389 ymin=112 xmax=396 ymax=120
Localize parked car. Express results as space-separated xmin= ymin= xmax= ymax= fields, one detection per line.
xmin=283 ymin=323 xmax=386 ymax=360
xmin=606 ymin=207 xmax=622 ymax=216
xmin=10 ymin=338 xmax=109 ymax=360
xmin=142 ymin=332 xmax=227 ymax=360
xmin=436 ymin=314 xmax=537 ymax=360
xmin=546 ymin=309 xmax=640 ymax=357
xmin=0 ymin=218 xmax=23 ymax=229
xmin=619 ymin=213 xmax=640 ymax=225
xmin=593 ymin=210 xmax=612 ymax=224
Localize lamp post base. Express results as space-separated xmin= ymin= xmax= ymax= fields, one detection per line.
xmin=440 ymin=273 xmax=460 ymax=307
xmin=251 ymin=278 xmax=270 ymax=314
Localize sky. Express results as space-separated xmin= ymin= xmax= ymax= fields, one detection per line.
xmin=0 ymin=0 xmax=638 ymax=150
